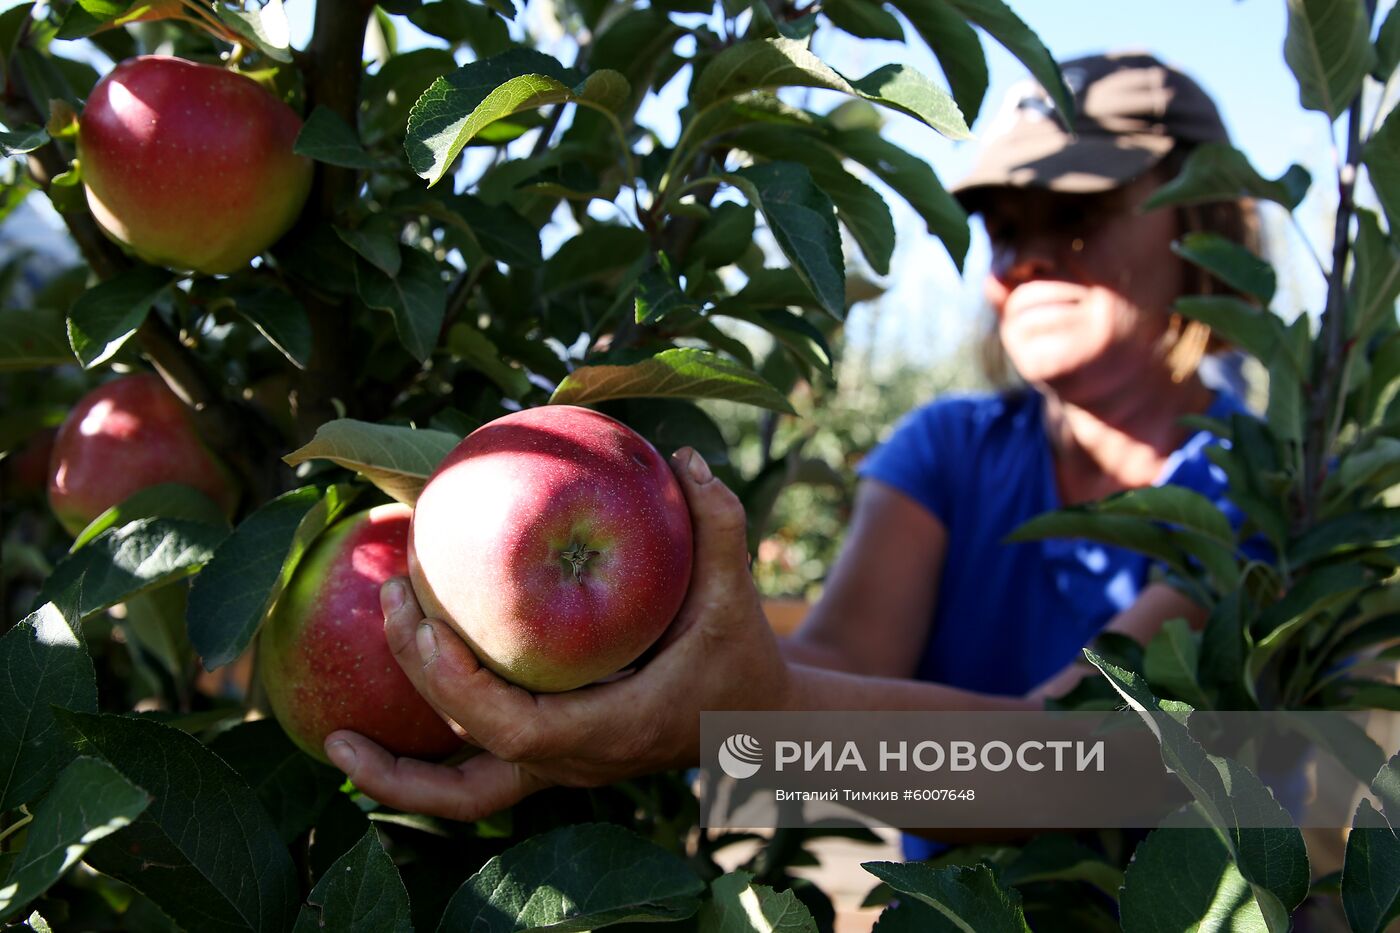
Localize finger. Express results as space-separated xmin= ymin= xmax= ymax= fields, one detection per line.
xmin=381 ymin=578 xmax=562 ymax=762
xmin=667 ymin=448 xmax=753 ymax=598
xmin=324 ymin=730 xmax=550 ymax=821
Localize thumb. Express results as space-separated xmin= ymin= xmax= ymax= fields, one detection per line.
xmin=668 ymin=447 xmax=754 ymax=601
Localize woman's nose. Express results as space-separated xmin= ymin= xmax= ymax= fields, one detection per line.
xmin=990 ymin=233 xmax=1077 ymax=286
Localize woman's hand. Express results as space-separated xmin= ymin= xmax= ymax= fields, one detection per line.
xmin=322 ymin=448 xmax=793 ymax=821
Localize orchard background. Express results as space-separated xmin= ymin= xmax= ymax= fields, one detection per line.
xmin=3 ymin=0 xmax=1400 ymax=930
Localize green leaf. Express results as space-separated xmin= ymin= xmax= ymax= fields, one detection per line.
xmin=216 ymin=0 xmax=293 ymax=63
xmin=436 ymin=194 xmax=543 ymax=267
xmin=446 ymin=324 xmax=532 ymax=397
xmin=0 ymin=757 xmax=150 ymax=924
xmin=1144 ymin=143 xmax=1310 ymax=211
xmin=542 ymin=226 xmax=649 ymax=292
xmin=230 ymin=285 xmax=313 ymax=370
xmin=0 ymin=123 xmax=47 ymax=156
xmin=734 ymin=126 xmax=895 ymax=275
xmin=692 ymin=39 xmax=969 ymax=140
xmin=689 ymin=201 xmax=757 ymax=268
xmin=436 ymin=823 xmax=705 ymax=931
xmin=186 ymin=484 xmax=359 ymax=671
xmin=355 ymin=249 xmax=447 ymax=363
xmin=1283 ymin=0 xmax=1374 ymax=120
xmin=336 ymin=222 xmax=402 ymax=278
xmin=294 ymin=106 xmax=380 ymax=169
xmin=70 ymin=483 xmax=228 ymax=551
xmin=1172 ymin=232 xmax=1277 ymax=304
xmin=1143 ymin=618 xmax=1211 ymax=708
xmin=1007 ymin=511 xmax=1189 ymax=576
xmin=36 ymin=518 xmax=225 ymax=621
xmin=405 ymin=48 xmax=627 ymax=185
xmin=283 ymin=419 xmax=462 ymax=505
xmin=725 ymin=162 xmax=846 ymax=318
xmin=1094 ymin=485 xmax=1237 ymax=544
xmin=0 ymin=308 xmax=71 ymax=370
xmin=1350 ymin=209 xmax=1400 ymax=339
xmin=996 ymin=834 xmax=1123 ymax=899
xmin=1174 ymin=297 xmax=1296 ymax=370
xmin=210 ymin=720 xmax=344 ymax=844
xmin=409 ymin=0 xmax=511 ymax=56
xmin=822 ymin=0 xmax=903 ymax=42
xmin=1289 ymin=507 xmax=1400 ymax=565
xmin=551 ymin=348 xmax=796 ymax=412
xmin=66 ymin=266 xmax=174 ymax=369
xmin=862 ymin=862 xmax=1030 ymax=932
xmin=697 ymin=870 xmax=816 ymax=932
xmin=1343 ymin=798 xmax=1400 ymax=933
xmin=1376 ymin=1 xmax=1400 ymax=80
xmin=822 ymin=126 xmax=969 ymax=269
xmin=886 ymin=0 xmax=987 ymax=126
xmin=293 ymin=829 xmax=412 ymax=933
xmin=716 ymin=306 xmax=833 ymax=379
xmin=635 ymin=252 xmax=700 ymax=325
xmin=1084 ymin=653 xmax=1311 ymax=930
xmin=0 ymin=603 xmax=97 ymax=811
xmin=60 ymin=711 xmax=299 ymax=933
xmin=1364 ymin=105 xmax=1400 ymax=239
xmin=1119 ymin=819 xmax=1267 ymax=933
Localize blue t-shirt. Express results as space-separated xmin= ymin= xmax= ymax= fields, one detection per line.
xmin=855 ymin=388 xmax=1252 ymax=861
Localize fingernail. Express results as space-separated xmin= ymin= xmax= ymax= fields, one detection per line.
xmin=687 ymin=449 xmax=712 ymax=483
xmin=417 ymin=622 xmax=438 ymax=662
xmin=383 ymin=580 xmax=405 ymax=615
xmin=326 ymin=740 xmax=356 ymax=771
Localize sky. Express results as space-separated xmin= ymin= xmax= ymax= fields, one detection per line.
xmin=18 ymin=0 xmax=1394 ymax=369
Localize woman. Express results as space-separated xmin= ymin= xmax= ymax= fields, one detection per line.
xmin=319 ymin=53 xmax=1262 ymax=828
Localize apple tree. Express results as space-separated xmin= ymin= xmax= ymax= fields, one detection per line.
xmin=0 ymin=0 xmax=1398 ymax=930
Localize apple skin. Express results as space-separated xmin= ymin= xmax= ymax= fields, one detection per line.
xmin=47 ymin=374 xmax=239 ymax=536
xmin=260 ymin=504 xmax=463 ymax=763
xmin=78 ymin=55 xmax=312 ymax=275
xmin=409 ymin=405 xmax=694 ymax=693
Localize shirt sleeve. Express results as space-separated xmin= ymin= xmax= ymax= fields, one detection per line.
xmin=855 ymin=400 xmax=963 ymax=524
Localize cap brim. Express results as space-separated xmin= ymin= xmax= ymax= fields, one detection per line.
xmin=952 ymin=132 xmax=1174 ymax=209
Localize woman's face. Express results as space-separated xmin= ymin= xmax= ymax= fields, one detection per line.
xmin=981 ymin=173 xmax=1187 ymax=400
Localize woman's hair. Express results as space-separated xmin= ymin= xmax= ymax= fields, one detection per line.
xmin=977 ymin=142 xmax=1264 ymax=388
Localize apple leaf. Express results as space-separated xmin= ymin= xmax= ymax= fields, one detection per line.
xmin=1143 ymin=143 xmax=1311 ymax=211
xmin=210 ymin=721 xmax=344 ymax=844
xmin=0 ymin=757 xmax=150 ymax=924
xmin=446 ymin=324 xmax=532 ymax=398
xmin=696 ymin=871 xmax=817 ymax=932
xmin=59 ymin=711 xmax=299 ymax=933
xmin=0 ymin=123 xmax=48 ymax=157
xmin=1283 ymin=0 xmax=1374 ymax=121
xmin=1342 ymin=752 xmax=1400 ymax=933
xmin=35 ymin=518 xmax=226 ymax=621
xmin=691 ymin=39 xmax=968 ymax=140
xmin=433 ymin=194 xmax=543 ymax=267
xmin=1171 ymin=232 xmax=1277 ymax=304
xmin=229 ymin=285 xmax=314 ymax=370
xmin=186 ymin=483 xmax=359 ymax=670
xmin=689 ymin=202 xmax=757 ymax=268
xmin=551 ymin=348 xmax=796 ymax=413
xmin=0 ymin=602 xmax=97 ymax=812
xmin=0 ymin=308 xmax=71 ymax=370
xmin=355 ymin=249 xmax=447 ymax=363
xmin=69 ymin=483 xmax=228 ymax=552
xmin=295 ymin=107 xmax=381 ymax=170
xmin=436 ymin=823 xmax=705 ymax=932
xmin=336 ymin=222 xmax=402 ymax=278
xmin=1364 ymin=104 xmax=1400 ymax=236
xmin=861 ymin=863 xmax=1030 ymax=932
xmin=886 ymin=0 xmax=987 ymax=128
xmin=822 ymin=126 xmax=968 ymax=270
xmin=66 ymin=265 xmax=175 ymax=369
xmin=822 ymin=0 xmax=904 ymax=42
xmin=1119 ymin=816 xmax=1268 ymax=933
xmin=216 ymin=0 xmax=293 ymax=63
xmin=734 ymin=126 xmax=895 ymax=275
xmin=940 ymin=0 xmax=1072 ymax=124
xmin=724 ymin=162 xmax=845 ymax=319
xmin=283 ymin=419 xmax=461 ymax=504
xmin=404 ymin=48 xmax=628 ymax=186
xmin=1350 ymin=210 xmax=1400 ymax=339
xmin=1083 ymin=652 xmax=1310 ymax=928
xmin=292 ymin=828 xmax=413 ymax=933
xmin=1378 ymin=1 xmax=1400 ymax=80
xmin=635 ymin=252 xmax=699 ymax=325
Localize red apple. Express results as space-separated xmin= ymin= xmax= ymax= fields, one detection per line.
xmin=48 ymin=373 xmax=239 ymax=535
xmin=409 ymin=405 xmax=694 ymax=693
xmin=78 ymin=55 xmax=312 ymax=275
xmin=259 ymin=504 xmax=462 ymax=762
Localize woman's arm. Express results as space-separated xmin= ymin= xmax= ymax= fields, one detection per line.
xmin=780 ymin=479 xmax=946 ymax=678
xmin=321 ymin=450 xmax=1030 ymax=821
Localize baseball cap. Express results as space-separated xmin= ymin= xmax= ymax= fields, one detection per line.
xmin=952 ymin=52 xmax=1230 ymax=206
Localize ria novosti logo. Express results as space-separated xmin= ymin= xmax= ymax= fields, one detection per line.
xmin=718 ymin=733 xmax=763 ymax=779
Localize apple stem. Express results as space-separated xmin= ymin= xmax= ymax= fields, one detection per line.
xmin=560 ymin=543 xmax=600 ymax=583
